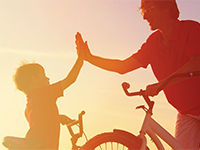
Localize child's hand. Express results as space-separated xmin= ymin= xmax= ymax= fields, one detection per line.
xmin=75 ymin=32 xmax=85 ymax=59
xmin=59 ymin=115 xmax=75 ymax=125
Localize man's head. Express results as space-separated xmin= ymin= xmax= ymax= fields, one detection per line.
xmin=140 ymin=0 xmax=179 ymax=30
xmin=13 ymin=61 xmax=50 ymax=95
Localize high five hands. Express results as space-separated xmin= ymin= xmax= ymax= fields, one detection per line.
xmin=75 ymin=32 xmax=91 ymax=61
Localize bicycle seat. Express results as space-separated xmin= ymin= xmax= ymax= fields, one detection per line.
xmin=2 ymin=136 xmax=46 ymax=149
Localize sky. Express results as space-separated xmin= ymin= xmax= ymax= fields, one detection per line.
xmin=0 ymin=0 xmax=200 ymax=150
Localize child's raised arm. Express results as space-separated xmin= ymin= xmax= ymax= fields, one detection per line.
xmin=60 ymin=34 xmax=84 ymax=90
xmin=61 ymin=58 xmax=83 ymax=90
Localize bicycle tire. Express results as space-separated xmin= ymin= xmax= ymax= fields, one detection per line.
xmin=81 ymin=132 xmax=149 ymax=150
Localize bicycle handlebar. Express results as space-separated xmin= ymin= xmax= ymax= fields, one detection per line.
xmin=122 ymin=82 xmax=154 ymax=111
xmin=122 ymin=82 xmax=144 ymax=96
xmin=60 ymin=111 xmax=85 ymax=138
xmin=122 ymin=71 xmax=200 ymax=110
xmin=64 ymin=111 xmax=85 ymax=150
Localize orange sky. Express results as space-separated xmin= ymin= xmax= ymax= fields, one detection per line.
xmin=0 ymin=0 xmax=200 ymax=149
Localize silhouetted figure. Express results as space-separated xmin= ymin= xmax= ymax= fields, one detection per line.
xmin=13 ymin=38 xmax=84 ymax=150
xmin=75 ymin=0 xmax=200 ymax=149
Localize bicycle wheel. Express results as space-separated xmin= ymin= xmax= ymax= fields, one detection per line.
xmin=81 ymin=132 xmax=148 ymax=150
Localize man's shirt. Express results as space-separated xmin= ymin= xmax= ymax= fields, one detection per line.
xmin=133 ymin=19 xmax=200 ymax=116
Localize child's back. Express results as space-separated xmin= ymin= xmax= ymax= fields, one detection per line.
xmin=25 ymin=82 xmax=63 ymax=150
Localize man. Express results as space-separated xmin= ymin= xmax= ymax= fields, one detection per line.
xmin=75 ymin=0 xmax=200 ymax=149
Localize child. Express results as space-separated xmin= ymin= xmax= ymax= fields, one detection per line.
xmin=13 ymin=36 xmax=84 ymax=150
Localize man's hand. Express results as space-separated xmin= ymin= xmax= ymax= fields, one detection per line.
xmin=145 ymin=82 xmax=161 ymax=97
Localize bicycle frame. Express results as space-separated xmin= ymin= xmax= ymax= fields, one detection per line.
xmin=2 ymin=111 xmax=86 ymax=150
xmin=138 ymin=110 xmax=184 ymax=150
xmin=122 ymin=71 xmax=200 ymax=150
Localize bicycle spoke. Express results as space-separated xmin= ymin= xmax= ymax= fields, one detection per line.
xmin=98 ymin=145 xmax=103 ymax=150
xmin=81 ymin=132 xmax=138 ymax=150
xmin=93 ymin=142 xmax=129 ymax=150
xmin=111 ymin=142 xmax=113 ymax=150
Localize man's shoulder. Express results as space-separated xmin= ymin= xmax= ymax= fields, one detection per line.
xmin=180 ymin=20 xmax=199 ymax=25
xmin=179 ymin=19 xmax=200 ymax=28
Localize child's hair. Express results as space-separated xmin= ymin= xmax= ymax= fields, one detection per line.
xmin=13 ymin=61 xmax=44 ymax=94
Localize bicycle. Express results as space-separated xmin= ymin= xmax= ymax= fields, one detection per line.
xmin=2 ymin=71 xmax=200 ymax=150
xmin=81 ymin=71 xmax=200 ymax=150
xmin=2 ymin=111 xmax=87 ymax=150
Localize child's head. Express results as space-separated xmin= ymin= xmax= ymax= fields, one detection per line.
xmin=13 ymin=61 xmax=50 ymax=95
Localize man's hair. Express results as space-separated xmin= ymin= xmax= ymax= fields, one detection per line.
xmin=140 ymin=0 xmax=180 ymax=19
xmin=13 ymin=61 xmax=43 ymax=94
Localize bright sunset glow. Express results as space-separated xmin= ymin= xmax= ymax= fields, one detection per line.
xmin=0 ymin=0 xmax=199 ymax=150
